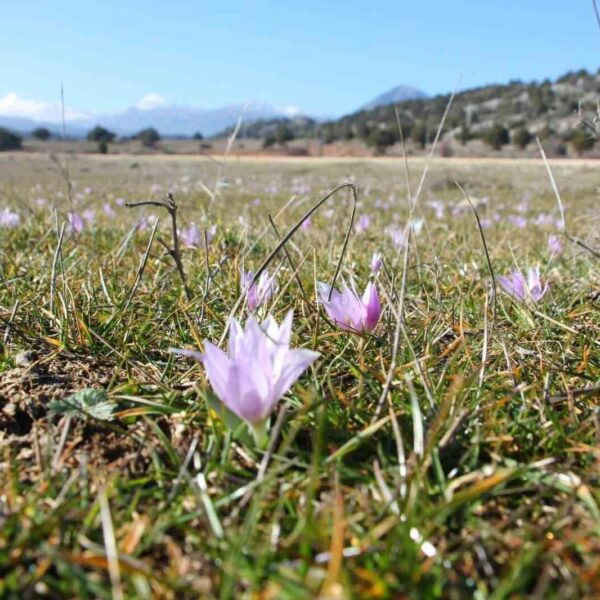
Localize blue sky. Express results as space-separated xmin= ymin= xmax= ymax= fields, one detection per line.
xmin=1 ymin=0 xmax=599 ymax=119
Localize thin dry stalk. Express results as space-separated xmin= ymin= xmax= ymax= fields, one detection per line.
xmin=126 ymin=194 xmax=191 ymax=299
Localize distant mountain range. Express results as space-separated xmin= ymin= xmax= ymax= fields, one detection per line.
xmin=0 ymin=95 xmax=304 ymax=138
xmin=0 ymin=85 xmax=428 ymax=139
xmin=216 ymin=68 xmax=600 ymax=153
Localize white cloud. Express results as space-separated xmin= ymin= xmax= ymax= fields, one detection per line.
xmin=278 ymin=105 xmax=302 ymax=117
xmin=0 ymin=93 xmax=89 ymax=122
xmin=135 ymin=93 xmax=168 ymax=111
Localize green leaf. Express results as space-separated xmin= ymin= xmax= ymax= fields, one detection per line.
xmin=48 ymin=388 xmax=114 ymax=421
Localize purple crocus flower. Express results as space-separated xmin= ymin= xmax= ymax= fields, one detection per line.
xmin=82 ymin=209 xmax=96 ymax=224
xmin=174 ymin=312 xmax=319 ymax=442
xmin=103 ymin=203 xmax=116 ymax=218
xmin=0 ymin=208 xmax=20 ymax=228
xmin=317 ymin=279 xmax=382 ymax=333
xmin=301 ymin=217 xmax=312 ymax=231
xmin=355 ymin=214 xmax=371 ymax=233
xmin=180 ymin=222 xmax=202 ymax=248
xmin=67 ymin=211 xmax=84 ymax=234
xmin=508 ymin=215 xmax=528 ymax=229
xmin=371 ymin=252 xmax=383 ymax=274
xmin=242 ymin=269 xmax=277 ymax=311
xmin=388 ymin=227 xmax=407 ymax=249
xmin=548 ymin=234 xmax=563 ymax=258
xmin=497 ymin=267 xmax=549 ymax=302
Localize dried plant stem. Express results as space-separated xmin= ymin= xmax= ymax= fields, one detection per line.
xmin=219 ymin=182 xmax=358 ymax=346
xmin=267 ymin=214 xmax=313 ymax=308
xmin=126 ymin=194 xmax=191 ymax=299
xmin=50 ymin=221 xmax=66 ymax=317
xmin=456 ymin=183 xmax=497 ymax=320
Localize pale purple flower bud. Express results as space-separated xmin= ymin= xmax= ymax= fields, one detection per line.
xmin=180 ymin=222 xmax=202 ymax=248
xmin=301 ymin=217 xmax=312 ymax=231
xmin=526 ymin=266 xmax=549 ymax=302
xmin=67 ymin=211 xmax=84 ymax=234
xmin=173 ymin=312 xmax=319 ymax=436
xmin=355 ymin=214 xmax=371 ymax=233
xmin=428 ymin=200 xmax=444 ymax=220
xmin=103 ymin=203 xmax=116 ymax=218
xmin=388 ymin=227 xmax=407 ymax=249
xmin=82 ymin=209 xmax=96 ymax=224
xmin=497 ymin=267 xmax=548 ymax=302
xmin=508 ymin=215 xmax=527 ymax=229
xmin=317 ymin=279 xmax=382 ymax=333
xmin=371 ymin=252 xmax=383 ymax=273
xmin=242 ymin=269 xmax=277 ymax=311
xmin=548 ymin=234 xmax=563 ymax=258
xmin=534 ymin=213 xmax=554 ymax=226
xmin=0 ymin=208 xmax=20 ymax=228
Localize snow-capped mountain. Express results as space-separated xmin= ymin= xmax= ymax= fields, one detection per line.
xmin=0 ymin=92 xmax=304 ymax=137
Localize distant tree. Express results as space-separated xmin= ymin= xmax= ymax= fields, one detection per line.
xmin=319 ymin=126 xmax=336 ymax=144
xmin=98 ymin=140 xmax=108 ymax=154
xmin=512 ymin=127 xmax=533 ymax=149
xmin=354 ymin=122 xmax=370 ymax=140
xmin=32 ymin=127 xmax=51 ymax=140
xmin=366 ymin=128 xmax=396 ymax=154
xmin=0 ymin=128 xmax=22 ymax=151
xmin=482 ymin=124 xmax=510 ymax=150
xmin=411 ymin=121 xmax=427 ymax=149
xmin=570 ymin=128 xmax=595 ymax=155
xmin=538 ymin=123 xmax=555 ymax=141
xmin=192 ymin=132 xmax=204 ymax=140
xmin=456 ymin=125 xmax=472 ymax=145
xmin=275 ymin=124 xmax=294 ymax=146
xmin=439 ymin=141 xmax=453 ymax=157
xmin=87 ymin=126 xmax=116 ymax=143
xmin=262 ymin=134 xmax=276 ymax=148
xmin=136 ymin=127 xmax=160 ymax=148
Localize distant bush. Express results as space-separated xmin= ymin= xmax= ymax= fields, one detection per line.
xmin=262 ymin=134 xmax=276 ymax=148
xmin=439 ymin=141 xmax=453 ymax=157
xmin=87 ymin=126 xmax=116 ymax=143
xmin=98 ymin=140 xmax=108 ymax=154
xmin=137 ymin=127 xmax=161 ymax=147
xmin=411 ymin=121 xmax=427 ymax=149
xmin=192 ymin=132 xmax=204 ymax=140
xmin=456 ymin=125 xmax=472 ymax=145
xmin=482 ymin=124 xmax=510 ymax=150
xmin=275 ymin=124 xmax=294 ymax=146
xmin=512 ymin=127 xmax=533 ymax=149
xmin=0 ymin=128 xmax=22 ymax=151
xmin=32 ymin=127 xmax=51 ymax=140
xmin=366 ymin=128 xmax=396 ymax=154
xmin=570 ymin=128 xmax=595 ymax=155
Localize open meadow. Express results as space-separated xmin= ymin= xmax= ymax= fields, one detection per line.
xmin=0 ymin=152 xmax=599 ymax=598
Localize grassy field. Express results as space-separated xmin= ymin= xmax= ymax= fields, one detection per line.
xmin=0 ymin=152 xmax=599 ymax=598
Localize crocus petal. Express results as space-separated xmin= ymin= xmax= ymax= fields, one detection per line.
xmin=271 ymin=348 xmax=320 ymax=403
xmin=202 ymin=342 xmax=233 ymax=407
xmin=362 ymin=282 xmax=382 ymax=331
